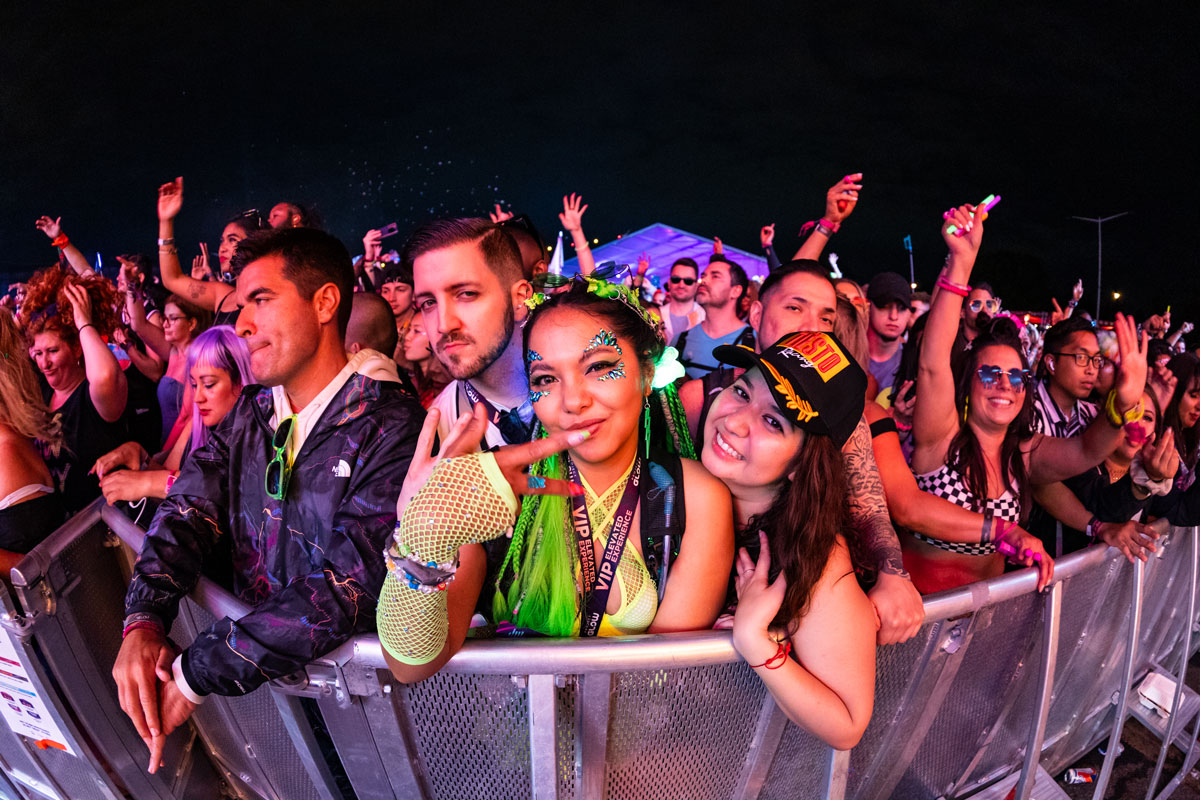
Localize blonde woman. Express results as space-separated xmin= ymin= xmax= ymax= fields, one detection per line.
xmin=0 ymin=309 xmax=64 ymax=561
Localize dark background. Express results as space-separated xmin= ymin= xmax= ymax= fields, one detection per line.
xmin=2 ymin=4 xmax=1196 ymax=321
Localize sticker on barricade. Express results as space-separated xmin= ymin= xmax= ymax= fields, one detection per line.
xmin=0 ymin=630 xmax=75 ymax=755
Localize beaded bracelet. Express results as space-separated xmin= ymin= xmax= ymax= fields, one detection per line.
xmin=749 ymin=639 xmax=792 ymax=669
xmin=383 ymin=544 xmax=457 ymax=594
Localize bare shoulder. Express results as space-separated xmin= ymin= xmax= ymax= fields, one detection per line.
xmin=678 ymin=456 xmax=728 ymax=500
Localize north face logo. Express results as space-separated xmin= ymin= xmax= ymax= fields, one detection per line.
xmin=333 ymin=460 xmax=351 ymax=478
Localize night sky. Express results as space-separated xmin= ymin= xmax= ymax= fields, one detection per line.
xmin=3 ymin=5 xmax=1196 ymax=320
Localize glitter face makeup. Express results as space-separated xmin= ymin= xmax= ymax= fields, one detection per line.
xmin=598 ymin=364 xmax=626 ymax=382
xmin=584 ymin=330 xmax=621 ymax=356
xmin=526 ymin=349 xmax=544 ymax=364
xmin=530 ymin=389 xmax=549 ymax=403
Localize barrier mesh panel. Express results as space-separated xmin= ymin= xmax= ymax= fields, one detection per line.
xmin=556 ymin=684 xmax=577 ymax=800
xmin=34 ymin=743 xmax=112 ymax=799
xmin=847 ymin=620 xmax=941 ymax=797
xmin=758 ymin=723 xmax=829 ymax=800
xmin=405 ymin=672 xmax=532 ymax=800
xmin=603 ymin=664 xmax=763 ymax=800
xmin=1044 ymin=562 xmax=1135 ymax=773
xmin=895 ymin=592 xmax=1040 ymax=799
xmin=181 ymin=600 xmax=321 ymax=800
xmin=0 ymin=725 xmax=51 ymax=798
xmin=57 ymin=521 xmax=127 ymax=674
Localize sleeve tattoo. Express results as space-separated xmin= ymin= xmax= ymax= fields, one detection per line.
xmin=842 ymin=416 xmax=910 ymax=578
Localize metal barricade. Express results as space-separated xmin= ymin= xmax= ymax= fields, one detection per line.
xmin=5 ymin=504 xmax=1200 ymax=800
xmin=1 ymin=501 xmax=222 ymax=799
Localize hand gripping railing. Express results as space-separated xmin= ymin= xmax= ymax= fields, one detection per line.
xmin=3 ymin=503 xmax=1197 ymax=800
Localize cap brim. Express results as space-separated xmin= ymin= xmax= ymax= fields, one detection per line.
xmin=713 ymin=343 xmax=762 ymax=370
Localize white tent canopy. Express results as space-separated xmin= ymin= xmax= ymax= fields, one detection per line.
xmin=563 ymin=223 xmax=769 ymax=288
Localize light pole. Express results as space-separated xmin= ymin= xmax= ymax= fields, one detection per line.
xmin=1071 ymin=212 xmax=1128 ymax=319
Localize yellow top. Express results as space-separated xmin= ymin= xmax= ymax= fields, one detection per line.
xmin=573 ymin=459 xmax=659 ymax=636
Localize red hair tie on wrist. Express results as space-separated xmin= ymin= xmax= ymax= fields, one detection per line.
xmin=749 ymin=639 xmax=792 ymax=669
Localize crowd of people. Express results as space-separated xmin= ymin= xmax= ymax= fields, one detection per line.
xmin=0 ymin=173 xmax=1196 ymax=785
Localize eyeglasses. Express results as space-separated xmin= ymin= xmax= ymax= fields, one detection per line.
xmin=1050 ymin=352 xmax=1107 ymax=369
xmin=976 ymin=365 xmax=1031 ymax=391
xmin=669 ymin=276 xmax=696 ymax=286
xmin=265 ymin=414 xmax=296 ymax=500
xmin=968 ymin=298 xmax=1001 ymax=313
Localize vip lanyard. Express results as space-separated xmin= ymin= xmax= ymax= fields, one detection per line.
xmin=461 ymin=381 xmax=530 ymax=444
xmin=565 ymin=454 xmax=642 ymax=637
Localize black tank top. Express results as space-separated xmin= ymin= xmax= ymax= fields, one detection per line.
xmin=41 ymin=380 xmax=129 ymax=512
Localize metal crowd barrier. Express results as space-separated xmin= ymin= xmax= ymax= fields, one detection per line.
xmin=1 ymin=501 xmax=1198 ymax=800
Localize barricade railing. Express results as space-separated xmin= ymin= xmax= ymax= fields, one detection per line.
xmin=1 ymin=502 xmax=1196 ymax=800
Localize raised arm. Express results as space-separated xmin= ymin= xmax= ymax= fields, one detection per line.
xmin=559 ymin=193 xmax=596 ymax=275
xmin=156 ymin=178 xmax=234 ymax=312
xmin=1028 ymin=313 xmax=1147 ymax=483
xmin=62 ymin=282 xmax=127 ymax=422
xmin=760 ymin=224 xmax=782 ymax=271
xmin=124 ymin=286 xmax=172 ymax=361
xmin=792 ymin=173 xmax=863 ymax=262
xmin=35 ymin=216 xmax=95 ymax=276
xmin=913 ymin=203 xmax=983 ymax=461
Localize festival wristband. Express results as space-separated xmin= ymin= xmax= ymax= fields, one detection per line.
xmin=748 ymin=639 xmax=792 ymax=669
xmin=980 ymin=508 xmax=995 ymax=544
xmin=51 ymin=234 xmax=69 ymax=249
xmin=931 ymin=278 xmax=969 ymax=297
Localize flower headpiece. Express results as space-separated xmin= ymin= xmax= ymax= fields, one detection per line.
xmin=524 ymin=274 xmax=666 ymax=345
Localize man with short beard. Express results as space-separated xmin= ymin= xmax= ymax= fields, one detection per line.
xmin=865 ymin=272 xmax=912 ymax=397
xmin=405 ymin=218 xmax=534 ymax=448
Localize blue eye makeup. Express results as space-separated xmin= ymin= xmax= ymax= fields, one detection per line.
xmin=598 ymin=363 xmax=626 ymax=382
xmin=584 ymin=330 xmax=621 ymax=356
xmin=530 ymin=389 xmax=549 ymax=403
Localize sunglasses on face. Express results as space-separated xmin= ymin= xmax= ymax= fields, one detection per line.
xmin=976 ymin=365 xmax=1031 ymax=391
xmin=968 ymin=298 xmax=1001 ymax=313
xmin=669 ymin=276 xmax=696 ymax=286
xmin=1051 ymin=352 xmax=1107 ymax=369
xmin=265 ymin=414 xmax=296 ymax=500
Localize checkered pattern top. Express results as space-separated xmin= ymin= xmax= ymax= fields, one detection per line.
xmin=915 ymin=463 xmax=1022 ymax=521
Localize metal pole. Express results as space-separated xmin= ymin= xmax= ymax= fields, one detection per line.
xmin=1093 ymin=557 xmax=1144 ymax=800
xmin=1015 ymin=581 xmax=1063 ymax=800
xmin=1147 ymin=527 xmax=1199 ymax=799
xmin=1070 ymin=213 xmax=1128 ymax=320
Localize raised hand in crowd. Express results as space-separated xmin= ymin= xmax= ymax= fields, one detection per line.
xmin=1140 ymin=425 xmax=1180 ymax=486
xmin=191 ymin=251 xmax=213 ymax=281
xmin=36 ymin=214 xmax=95 ymax=276
xmin=712 ymin=235 xmax=724 ymax=255
xmin=154 ymin=177 xmax=239 ymax=315
xmin=1149 ymin=353 xmax=1178 ymax=411
xmin=1144 ymin=311 xmax=1168 ymax=339
xmin=560 ymin=192 xmax=595 ymax=275
xmin=362 ymin=228 xmax=383 ymax=263
xmin=633 ymin=252 xmax=649 ymax=291
xmin=794 ymin=172 xmax=863 ymax=262
xmin=489 ymin=203 xmax=514 ymax=223
xmin=760 ymin=223 xmax=775 ymax=249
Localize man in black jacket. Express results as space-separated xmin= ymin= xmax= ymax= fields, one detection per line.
xmin=113 ymin=227 xmax=423 ymax=774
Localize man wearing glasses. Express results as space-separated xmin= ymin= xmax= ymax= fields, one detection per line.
xmin=660 ymin=257 xmax=704 ymax=345
xmin=113 ymin=228 xmax=424 ymax=775
xmin=962 ymin=282 xmax=1000 ymax=345
xmin=1032 ymin=317 xmax=1102 ymax=437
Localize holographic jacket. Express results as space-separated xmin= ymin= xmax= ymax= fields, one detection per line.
xmin=124 ymin=373 xmax=423 ymax=696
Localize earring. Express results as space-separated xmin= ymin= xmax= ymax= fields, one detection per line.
xmin=643 ymin=395 xmax=652 ymax=459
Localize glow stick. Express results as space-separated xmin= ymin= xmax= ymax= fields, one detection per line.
xmin=947 ymin=194 xmax=1001 ymax=236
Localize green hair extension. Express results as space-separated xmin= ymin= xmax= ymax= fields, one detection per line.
xmin=655 ymin=383 xmax=697 ymax=460
xmin=493 ymin=444 xmax=580 ymax=636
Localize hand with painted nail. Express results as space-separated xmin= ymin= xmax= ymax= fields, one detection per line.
xmin=941 ymin=202 xmax=984 ymax=263
xmin=996 ymin=521 xmax=1053 ymax=590
xmin=493 ymin=427 xmax=589 ymax=498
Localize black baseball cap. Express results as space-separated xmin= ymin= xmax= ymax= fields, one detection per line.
xmin=867 ymin=271 xmax=912 ymax=307
xmin=713 ymin=332 xmax=867 ymax=448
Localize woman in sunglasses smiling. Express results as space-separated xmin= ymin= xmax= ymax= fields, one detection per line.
xmin=911 ymin=202 xmax=1148 ymax=588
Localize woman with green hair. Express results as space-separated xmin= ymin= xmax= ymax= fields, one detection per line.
xmin=379 ymin=278 xmax=734 ymax=680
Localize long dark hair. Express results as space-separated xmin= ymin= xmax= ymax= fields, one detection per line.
xmin=1166 ymin=354 xmax=1200 ymax=469
xmin=946 ymin=319 xmax=1036 ymax=522
xmin=744 ymin=432 xmax=859 ymax=631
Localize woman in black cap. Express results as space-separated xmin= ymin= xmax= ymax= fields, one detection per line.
xmin=699 ymin=332 xmax=876 ymax=750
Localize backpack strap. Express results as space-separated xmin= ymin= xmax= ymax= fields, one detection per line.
xmin=735 ymin=325 xmax=756 ymax=349
xmin=639 ymin=449 xmax=687 ymax=597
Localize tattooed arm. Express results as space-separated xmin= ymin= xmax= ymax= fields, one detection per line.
xmin=156 ymin=177 xmax=235 ymax=313
xmin=842 ymin=416 xmax=924 ymax=645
